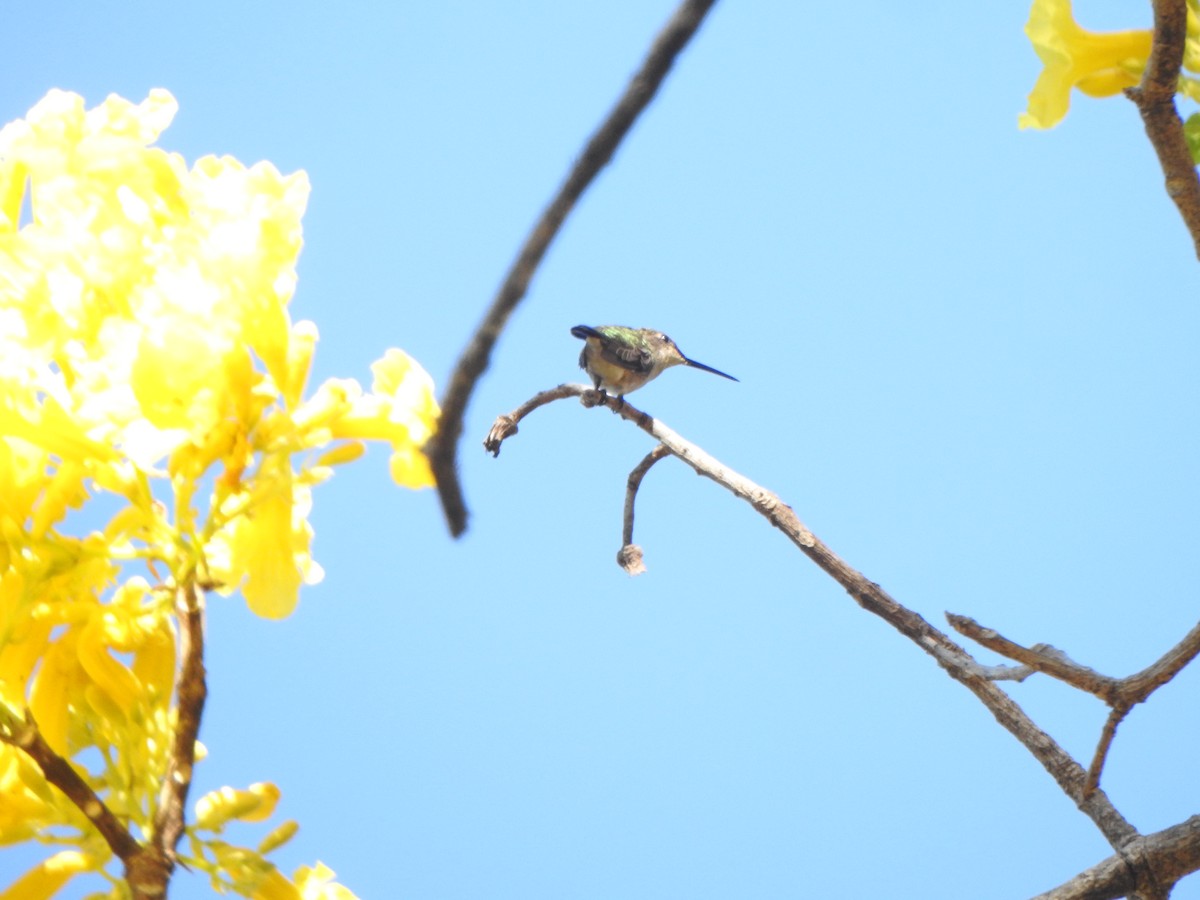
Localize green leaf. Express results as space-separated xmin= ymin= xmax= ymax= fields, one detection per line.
xmin=1183 ymin=113 xmax=1200 ymax=165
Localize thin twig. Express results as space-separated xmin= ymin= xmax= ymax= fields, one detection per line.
xmin=430 ymin=0 xmax=720 ymax=536
xmin=949 ymin=614 xmax=1200 ymax=706
xmin=964 ymin=661 xmax=1039 ymax=682
xmin=1123 ymin=617 xmax=1200 ymax=697
xmin=1125 ymin=0 xmax=1200 ymax=258
xmin=1084 ymin=705 xmax=1132 ymax=800
xmin=618 ymin=444 xmax=671 ymax=574
xmin=483 ymin=384 xmax=583 ymax=456
xmin=947 ymin=614 xmax=1121 ymax=702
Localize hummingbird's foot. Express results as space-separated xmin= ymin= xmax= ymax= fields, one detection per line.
xmin=595 ymin=389 xmax=625 ymax=412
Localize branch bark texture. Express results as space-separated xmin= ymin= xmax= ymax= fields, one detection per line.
xmin=1126 ymin=0 xmax=1200 ymax=258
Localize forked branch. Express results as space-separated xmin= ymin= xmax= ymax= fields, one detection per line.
xmin=0 ymin=580 xmax=209 ymax=899
xmin=948 ymin=613 xmax=1200 ymax=797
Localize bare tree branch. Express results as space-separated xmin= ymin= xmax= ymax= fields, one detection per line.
xmin=0 ymin=711 xmax=140 ymax=863
xmin=1083 ymin=705 xmax=1131 ymax=801
xmin=483 ymin=384 xmax=583 ymax=456
xmin=430 ymin=0 xmax=720 ymax=537
xmin=0 ymin=581 xmax=209 ymax=898
xmin=1030 ymin=851 xmax=1139 ymax=900
xmin=483 ymin=386 xmax=1138 ymax=846
xmin=1031 ymin=816 xmax=1200 ymax=900
xmin=947 ymin=614 xmax=1200 ymax=706
xmin=948 ymin=613 xmax=1200 ymax=796
xmin=128 ymin=581 xmax=208 ymax=897
xmin=619 ymin=444 xmax=671 ymax=574
xmin=948 ymin=614 xmax=1123 ymax=701
xmin=152 ymin=581 xmax=207 ymax=854
xmin=1125 ymin=0 xmax=1200 ymax=258
xmin=1122 ymin=618 xmax=1200 ymax=698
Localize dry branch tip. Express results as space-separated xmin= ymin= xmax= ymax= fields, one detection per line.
xmin=618 ymin=544 xmax=647 ymax=575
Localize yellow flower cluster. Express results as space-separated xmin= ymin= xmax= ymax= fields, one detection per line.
xmin=0 ymin=89 xmax=438 ymax=897
xmin=1021 ymin=0 xmax=1200 ymax=129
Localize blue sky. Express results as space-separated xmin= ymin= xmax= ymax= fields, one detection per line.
xmin=5 ymin=2 xmax=1200 ymax=898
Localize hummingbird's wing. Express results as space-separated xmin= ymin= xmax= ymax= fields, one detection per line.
xmin=570 ymin=325 xmax=654 ymax=375
xmin=597 ymin=339 xmax=653 ymax=374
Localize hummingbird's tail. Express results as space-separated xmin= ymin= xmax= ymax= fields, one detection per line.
xmin=571 ymin=325 xmax=603 ymax=341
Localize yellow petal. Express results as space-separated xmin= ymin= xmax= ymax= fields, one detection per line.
xmin=1021 ymin=0 xmax=1152 ymax=129
xmin=131 ymin=318 xmax=231 ymax=432
xmin=389 ymin=445 xmax=436 ymax=490
xmin=131 ymin=619 xmax=176 ymax=709
xmin=315 ymin=442 xmax=366 ymax=469
xmin=251 ymin=868 xmax=302 ymax=900
xmin=0 ymin=850 xmax=97 ymax=900
xmin=31 ymin=460 xmax=88 ymax=538
xmin=293 ymin=863 xmax=359 ymax=900
xmin=282 ymin=320 xmax=319 ymax=409
xmin=77 ymin=616 xmax=141 ymax=713
xmin=28 ymin=634 xmax=77 ymax=754
xmin=226 ymin=463 xmax=304 ymax=620
xmin=195 ymin=782 xmax=281 ymax=830
xmin=0 ymin=160 xmax=26 ymax=233
xmin=257 ymin=819 xmax=300 ymax=855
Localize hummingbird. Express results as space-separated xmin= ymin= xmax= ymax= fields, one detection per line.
xmin=570 ymin=325 xmax=738 ymax=402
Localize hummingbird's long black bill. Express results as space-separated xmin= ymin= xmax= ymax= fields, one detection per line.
xmin=683 ymin=358 xmax=738 ymax=382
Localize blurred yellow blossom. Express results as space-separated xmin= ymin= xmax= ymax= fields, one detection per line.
xmin=0 ymin=849 xmax=101 ymax=900
xmin=1020 ymin=0 xmax=1152 ymax=129
xmin=195 ymin=782 xmax=282 ymax=831
xmin=323 ymin=349 xmax=439 ymax=489
xmin=293 ymin=863 xmax=359 ymax=900
xmin=0 ymin=88 xmax=438 ymax=616
xmin=1021 ymin=0 xmax=1200 ymax=129
xmin=0 ymin=87 xmax=434 ymax=896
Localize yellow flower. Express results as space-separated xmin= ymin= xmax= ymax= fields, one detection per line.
xmin=323 ymin=349 xmax=440 ymax=489
xmin=206 ymin=455 xmax=319 ymax=619
xmin=231 ymin=857 xmax=358 ymax=900
xmin=1020 ymin=0 xmax=1152 ymax=129
xmin=2 ymin=88 xmax=438 ymax=626
xmin=0 ymin=745 xmax=57 ymax=844
xmin=252 ymin=868 xmax=303 ymax=900
xmin=26 ymin=592 xmax=175 ymax=758
xmin=0 ymin=849 xmax=100 ymax=900
xmin=1 ymin=84 xmax=428 ymax=894
xmin=257 ymin=819 xmax=300 ymax=855
xmin=0 ymin=88 xmax=311 ymax=476
xmin=293 ymin=863 xmax=359 ymax=900
xmin=195 ymin=782 xmax=281 ymax=831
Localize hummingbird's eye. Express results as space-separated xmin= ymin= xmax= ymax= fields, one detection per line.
xmin=659 ymin=333 xmax=670 ymax=342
